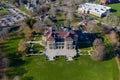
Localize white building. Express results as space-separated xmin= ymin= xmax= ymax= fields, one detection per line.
xmin=78 ymin=3 xmax=111 ymax=17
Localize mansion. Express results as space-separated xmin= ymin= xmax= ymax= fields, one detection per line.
xmin=42 ymin=27 xmax=79 ymax=61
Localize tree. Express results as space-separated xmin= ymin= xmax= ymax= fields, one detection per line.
xmin=91 ymin=45 xmax=107 ymax=61
xmin=36 ymin=4 xmax=42 ymax=14
xmin=18 ymin=40 xmax=27 ymax=60
xmin=109 ymin=30 xmax=119 ymax=45
xmin=104 ymin=14 xmax=120 ymax=27
xmin=66 ymin=11 xmax=74 ymax=22
xmin=114 ymin=42 xmax=120 ymax=56
xmin=93 ymin=38 xmax=103 ymax=47
xmin=50 ymin=5 xmax=57 ymax=17
xmin=19 ymin=23 xmax=32 ymax=40
xmin=24 ymin=27 xmax=32 ymax=40
xmin=1 ymin=74 xmax=8 ymax=80
xmin=2 ymin=58 xmax=9 ymax=67
xmin=44 ymin=16 xmax=54 ymax=26
xmin=18 ymin=40 xmax=26 ymax=53
xmin=91 ymin=38 xmax=107 ymax=61
xmin=56 ymin=0 xmax=64 ymax=4
xmin=85 ymin=21 xmax=97 ymax=33
xmin=25 ymin=18 xmax=36 ymax=29
xmin=0 ymin=50 xmax=4 ymax=59
xmin=13 ymin=76 xmax=20 ymax=80
xmin=101 ymin=25 xmax=112 ymax=34
xmin=33 ymin=20 xmax=46 ymax=33
xmin=0 ymin=28 xmax=10 ymax=40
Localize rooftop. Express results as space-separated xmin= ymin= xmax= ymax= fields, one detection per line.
xmin=44 ymin=27 xmax=78 ymax=42
xmin=78 ymin=3 xmax=111 ymax=14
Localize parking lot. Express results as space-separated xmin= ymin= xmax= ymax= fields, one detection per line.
xmin=0 ymin=4 xmax=26 ymax=26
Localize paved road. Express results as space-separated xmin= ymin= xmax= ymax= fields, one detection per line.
xmin=26 ymin=41 xmax=40 ymax=44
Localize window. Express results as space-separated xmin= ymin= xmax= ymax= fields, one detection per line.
xmin=56 ymin=42 xmax=64 ymax=49
xmin=49 ymin=43 xmax=55 ymax=49
xmin=67 ymin=46 xmax=70 ymax=49
xmin=50 ymin=47 xmax=53 ymax=49
xmin=62 ymin=46 xmax=64 ymax=49
xmin=57 ymin=45 xmax=62 ymax=49
xmin=49 ymin=44 xmax=53 ymax=46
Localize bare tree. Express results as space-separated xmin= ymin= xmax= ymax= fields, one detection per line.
xmin=18 ymin=40 xmax=27 ymax=60
xmin=44 ymin=16 xmax=54 ymax=26
xmin=93 ymin=38 xmax=103 ymax=47
xmin=85 ymin=21 xmax=97 ymax=32
xmin=25 ymin=18 xmax=36 ymax=29
xmin=91 ymin=38 xmax=107 ymax=61
xmin=18 ymin=40 xmax=26 ymax=53
xmin=36 ymin=4 xmax=42 ymax=14
xmin=114 ymin=42 xmax=120 ymax=56
xmin=66 ymin=11 xmax=74 ymax=22
xmin=1 ymin=74 xmax=8 ymax=80
xmin=91 ymin=45 xmax=107 ymax=61
xmin=109 ymin=30 xmax=119 ymax=45
xmin=104 ymin=14 xmax=120 ymax=26
xmin=33 ymin=20 xmax=46 ymax=33
xmin=2 ymin=58 xmax=9 ymax=68
xmin=101 ymin=25 xmax=112 ymax=34
xmin=19 ymin=23 xmax=32 ymax=40
xmin=50 ymin=5 xmax=57 ymax=17
xmin=0 ymin=28 xmax=10 ymax=40
xmin=13 ymin=76 xmax=20 ymax=80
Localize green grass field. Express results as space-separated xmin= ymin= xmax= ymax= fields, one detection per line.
xmin=23 ymin=56 xmax=120 ymax=80
xmin=19 ymin=7 xmax=28 ymax=14
xmin=0 ymin=8 xmax=9 ymax=15
xmin=0 ymin=32 xmax=120 ymax=80
xmin=108 ymin=3 xmax=120 ymax=17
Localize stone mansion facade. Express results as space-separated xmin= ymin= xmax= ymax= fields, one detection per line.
xmin=42 ymin=27 xmax=79 ymax=61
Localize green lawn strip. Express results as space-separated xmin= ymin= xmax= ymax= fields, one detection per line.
xmin=32 ymin=44 xmax=45 ymax=53
xmin=0 ymin=32 xmax=26 ymax=79
xmin=103 ymin=35 xmax=114 ymax=53
xmin=22 ymin=56 xmax=119 ymax=80
xmin=108 ymin=3 xmax=120 ymax=17
xmin=19 ymin=7 xmax=28 ymax=14
xmin=0 ymin=8 xmax=10 ymax=15
xmin=2 ymin=32 xmax=23 ymax=55
xmin=80 ymin=47 xmax=93 ymax=54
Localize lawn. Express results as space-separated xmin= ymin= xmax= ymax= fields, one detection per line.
xmin=22 ymin=56 xmax=120 ymax=80
xmin=0 ymin=32 xmax=120 ymax=80
xmin=19 ymin=7 xmax=28 ymax=14
xmin=0 ymin=8 xmax=9 ymax=15
xmin=108 ymin=3 xmax=120 ymax=17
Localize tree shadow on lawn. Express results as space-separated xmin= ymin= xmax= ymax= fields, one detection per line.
xmin=110 ymin=9 xmax=117 ymax=13
xmin=104 ymin=44 xmax=115 ymax=60
xmin=7 ymin=54 xmax=27 ymax=78
xmin=22 ymin=76 xmax=34 ymax=80
xmin=6 ymin=53 xmax=34 ymax=80
xmin=9 ymin=37 xmax=23 ymax=41
xmin=78 ymin=33 xmax=96 ymax=49
xmin=2 ymin=48 xmax=33 ymax=79
xmin=0 ymin=43 xmax=9 ymax=49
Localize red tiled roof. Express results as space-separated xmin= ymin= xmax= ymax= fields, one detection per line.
xmin=54 ymin=32 xmax=68 ymax=37
xmin=47 ymin=36 xmax=55 ymax=41
xmin=47 ymin=33 xmax=55 ymax=41
xmin=64 ymin=37 xmax=73 ymax=41
xmin=45 ymin=30 xmax=78 ymax=42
